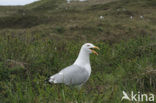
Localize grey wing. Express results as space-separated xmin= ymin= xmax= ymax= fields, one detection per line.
xmin=59 ymin=65 xmax=90 ymax=85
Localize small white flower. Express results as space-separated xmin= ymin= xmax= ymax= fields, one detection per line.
xmin=130 ymin=16 xmax=133 ymax=19
xmin=140 ymin=16 xmax=143 ymax=19
xmin=99 ymin=16 xmax=104 ymax=19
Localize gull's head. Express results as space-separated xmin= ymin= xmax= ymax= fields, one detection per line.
xmin=82 ymin=43 xmax=100 ymax=55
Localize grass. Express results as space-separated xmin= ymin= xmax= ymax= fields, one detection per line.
xmin=0 ymin=0 xmax=156 ymax=103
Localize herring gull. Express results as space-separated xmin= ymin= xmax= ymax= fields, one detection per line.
xmin=49 ymin=43 xmax=99 ymax=87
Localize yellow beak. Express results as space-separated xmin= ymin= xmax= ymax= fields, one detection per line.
xmin=91 ymin=46 xmax=100 ymax=55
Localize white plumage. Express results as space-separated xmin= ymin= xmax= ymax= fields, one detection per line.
xmin=49 ymin=43 xmax=99 ymax=87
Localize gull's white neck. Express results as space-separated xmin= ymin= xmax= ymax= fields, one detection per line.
xmin=74 ymin=47 xmax=90 ymax=66
xmin=74 ymin=47 xmax=91 ymax=74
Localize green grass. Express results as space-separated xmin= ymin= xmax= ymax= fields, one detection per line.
xmin=0 ymin=0 xmax=156 ymax=103
xmin=0 ymin=35 xmax=155 ymax=103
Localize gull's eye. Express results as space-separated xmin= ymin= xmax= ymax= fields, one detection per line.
xmin=87 ymin=45 xmax=90 ymax=47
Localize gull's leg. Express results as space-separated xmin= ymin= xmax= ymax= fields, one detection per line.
xmin=75 ymin=84 xmax=83 ymax=90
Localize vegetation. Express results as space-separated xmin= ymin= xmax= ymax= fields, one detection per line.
xmin=0 ymin=0 xmax=156 ymax=102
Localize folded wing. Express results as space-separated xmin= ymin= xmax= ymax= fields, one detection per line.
xmin=49 ymin=65 xmax=89 ymax=86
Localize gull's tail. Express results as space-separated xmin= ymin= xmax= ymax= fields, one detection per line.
xmin=49 ymin=73 xmax=63 ymax=84
xmin=49 ymin=75 xmax=57 ymax=83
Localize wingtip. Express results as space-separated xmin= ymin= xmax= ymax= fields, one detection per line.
xmin=44 ymin=77 xmax=51 ymax=84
